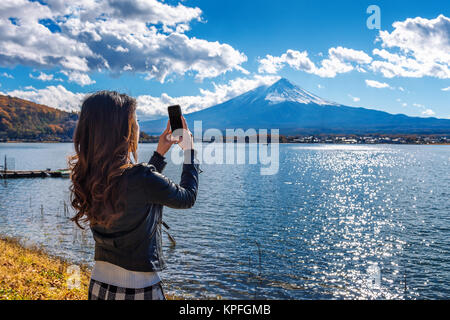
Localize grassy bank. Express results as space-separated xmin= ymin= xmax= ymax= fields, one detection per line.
xmin=0 ymin=237 xmax=90 ymax=300
xmin=0 ymin=237 xmax=185 ymax=300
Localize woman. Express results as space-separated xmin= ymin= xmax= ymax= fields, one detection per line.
xmin=69 ymin=91 xmax=199 ymax=300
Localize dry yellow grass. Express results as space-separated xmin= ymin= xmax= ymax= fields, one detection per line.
xmin=0 ymin=237 xmax=183 ymax=300
xmin=0 ymin=237 xmax=90 ymax=300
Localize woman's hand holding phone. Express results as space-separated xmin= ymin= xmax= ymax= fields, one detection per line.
xmin=177 ymin=115 xmax=194 ymax=151
xmin=156 ymin=116 xmax=193 ymax=157
xmin=156 ymin=121 xmax=176 ymax=156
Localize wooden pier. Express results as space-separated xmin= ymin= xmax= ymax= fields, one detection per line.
xmin=0 ymin=155 xmax=69 ymax=179
xmin=0 ymin=169 xmax=70 ymax=179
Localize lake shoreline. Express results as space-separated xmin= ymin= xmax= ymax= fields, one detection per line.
xmin=0 ymin=236 xmax=182 ymax=300
xmin=0 ymin=236 xmax=90 ymax=300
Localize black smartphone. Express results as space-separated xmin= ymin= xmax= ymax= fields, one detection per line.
xmin=168 ymin=105 xmax=183 ymax=137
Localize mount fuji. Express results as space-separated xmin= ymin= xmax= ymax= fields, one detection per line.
xmin=140 ymin=78 xmax=450 ymax=135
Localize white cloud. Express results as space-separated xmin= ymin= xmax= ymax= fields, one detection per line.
xmin=317 ymin=84 xmax=324 ymax=89
xmin=356 ymin=66 xmax=367 ymax=73
xmin=99 ymin=0 xmax=202 ymax=26
xmin=61 ymin=71 xmax=95 ymax=86
xmin=108 ymin=45 xmax=129 ymax=53
xmin=258 ymin=49 xmax=315 ymax=74
xmin=372 ymin=15 xmax=450 ymax=79
xmin=0 ymin=0 xmax=95 ymax=71
xmin=328 ymin=47 xmax=372 ymax=65
xmin=0 ymin=84 xmax=84 ymax=112
xmin=314 ymin=56 xmax=354 ymax=78
xmin=1 ymin=75 xmax=280 ymax=119
xmin=136 ymin=75 xmax=280 ymax=118
xmin=422 ymin=109 xmax=436 ymax=117
xmin=31 ymin=72 xmax=53 ymax=81
xmin=258 ymin=15 xmax=450 ymax=81
xmin=29 ymin=71 xmax=62 ymax=82
xmin=365 ymin=79 xmax=391 ymax=88
xmin=258 ymin=47 xmax=372 ymax=78
xmin=442 ymin=86 xmax=450 ymax=91
xmin=409 ymin=102 xmax=435 ymax=117
xmin=0 ymin=0 xmax=247 ymax=82
xmin=348 ymin=94 xmax=360 ymax=102
xmin=1 ymin=72 xmax=14 ymax=79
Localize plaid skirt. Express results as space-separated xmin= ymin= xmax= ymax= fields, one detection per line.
xmin=88 ymin=279 xmax=166 ymax=300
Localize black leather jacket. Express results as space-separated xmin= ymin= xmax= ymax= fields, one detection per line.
xmin=91 ymin=150 xmax=199 ymax=272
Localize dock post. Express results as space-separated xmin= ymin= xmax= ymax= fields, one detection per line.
xmin=0 ymin=155 xmax=5 ymax=179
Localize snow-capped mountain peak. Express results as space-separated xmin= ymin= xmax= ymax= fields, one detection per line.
xmin=263 ymin=78 xmax=339 ymax=106
xmin=140 ymin=77 xmax=450 ymax=135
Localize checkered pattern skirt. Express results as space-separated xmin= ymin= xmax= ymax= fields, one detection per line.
xmin=88 ymin=279 xmax=166 ymax=300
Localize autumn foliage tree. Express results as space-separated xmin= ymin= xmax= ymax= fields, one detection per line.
xmin=0 ymin=95 xmax=78 ymax=141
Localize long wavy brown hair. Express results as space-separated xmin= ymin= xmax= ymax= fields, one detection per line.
xmin=69 ymin=91 xmax=139 ymax=229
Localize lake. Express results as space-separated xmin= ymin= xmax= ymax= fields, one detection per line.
xmin=0 ymin=143 xmax=449 ymax=299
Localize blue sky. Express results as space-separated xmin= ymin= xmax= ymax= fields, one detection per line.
xmin=0 ymin=0 xmax=449 ymax=120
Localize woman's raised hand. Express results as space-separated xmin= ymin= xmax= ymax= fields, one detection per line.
xmin=156 ymin=121 xmax=176 ymax=156
xmin=177 ymin=115 xmax=194 ymax=151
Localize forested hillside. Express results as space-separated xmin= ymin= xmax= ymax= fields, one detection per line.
xmin=0 ymin=95 xmax=158 ymax=142
xmin=0 ymin=95 xmax=78 ymax=141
